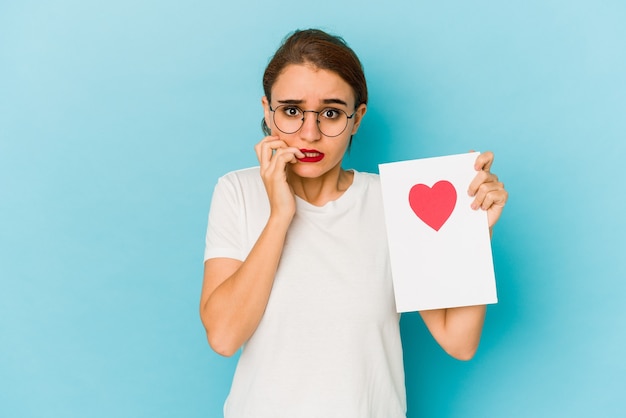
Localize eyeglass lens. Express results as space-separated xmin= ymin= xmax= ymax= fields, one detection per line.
xmin=272 ymin=105 xmax=350 ymax=137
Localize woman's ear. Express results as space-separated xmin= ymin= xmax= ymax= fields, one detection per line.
xmin=351 ymin=103 xmax=367 ymax=135
xmin=261 ymin=96 xmax=271 ymax=131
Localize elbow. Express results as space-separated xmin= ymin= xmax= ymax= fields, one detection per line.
xmin=445 ymin=342 xmax=479 ymax=361
xmin=449 ymin=348 xmax=477 ymax=361
xmin=200 ymin=304 xmax=241 ymax=357
xmin=206 ymin=331 xmax=240 ymax=357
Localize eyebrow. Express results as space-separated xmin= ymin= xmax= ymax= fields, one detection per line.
xmin=276 ymin=98 xmax=349 ymax=107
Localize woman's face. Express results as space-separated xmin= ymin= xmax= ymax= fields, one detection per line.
xmin=262 ymin=63 xmax=367 ymax=180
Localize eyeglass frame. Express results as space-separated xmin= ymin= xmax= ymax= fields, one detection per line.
xmin=268 ymin=104 xmax=357 ymax=138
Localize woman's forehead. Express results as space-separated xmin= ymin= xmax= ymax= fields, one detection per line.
xmin=271 ymin=64 xmax=355 ymax=106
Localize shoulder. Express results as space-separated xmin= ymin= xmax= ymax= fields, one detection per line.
xmin=354 ymin=170 xmax=380 ymax=184
xmin=345 ymin=170 xmax=382 ymax=206
xmin=214 ymin=166 xmax=262 ymax=193
xmin=218 ymin=166 xmax=261 ymax=185
xmin=212 ymin=166 xmax=268 ymax=208
xmin=353 ymin=170 xmax=381 ymax=192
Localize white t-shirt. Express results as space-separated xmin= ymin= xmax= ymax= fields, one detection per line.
xmin=204 ymin=167 xmax=406 ymax=418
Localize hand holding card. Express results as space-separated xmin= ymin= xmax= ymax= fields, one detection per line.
xmin=379 ymin=152 xmax=497 ymax=312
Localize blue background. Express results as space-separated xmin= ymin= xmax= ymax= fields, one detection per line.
xmin=1 ymin=0 xmax=625 ymax=417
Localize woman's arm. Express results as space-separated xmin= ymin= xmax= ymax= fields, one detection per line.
xmin=199 ymin=136 xmax=304 ymax=357
xmin=419 ymin=305 xmax=486 ymax=360
xmin=200 ymin=214 xmax=291 ymax=357
xmin=419 ymin=151 xmax=507 ymax=360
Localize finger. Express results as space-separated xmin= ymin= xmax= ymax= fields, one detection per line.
xmin=474 ymin=151 xmax=494 ymax=172
xmin=467 ymin=170 xmax=499 ymax=197
xmin=487 ymin=202 xmax=505 ymax=228
xmin=264 ymin=147 xmax=306 ymax=177
xmin=470 ymin=180 xmax=502 ymax=209
xmin=471 ymin=182 xmax=506 ymax=210
xmin=254 ymin=136 xmax=278 ymax=161
xmin=257 ymin=137 xmax=286 ymax=165
xmin=269 ymin=147 xmax=300 ymax=167
xmin=255 ymin=135 xmax=280 ymax=150
xmin=481 ymin=189 xmax=508 ymax=211
xmin=484 ymin=189 xmax=508 ymax=228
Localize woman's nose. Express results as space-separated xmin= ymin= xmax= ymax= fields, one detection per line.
xmin=299 ymin=111 xmax=322 ymax=141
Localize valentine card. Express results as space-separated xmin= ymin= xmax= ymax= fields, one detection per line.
xmin=378 ymin=152 xmax=497 ymax=312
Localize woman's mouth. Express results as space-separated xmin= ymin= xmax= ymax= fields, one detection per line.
xmin=297 ymin=149 xmax=325 ymax=163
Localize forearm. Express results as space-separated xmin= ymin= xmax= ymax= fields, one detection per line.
xmin=419 ymin=304 xmax=486 ymax=360
xmin=201 ymin=215 xmax=291 ymax=356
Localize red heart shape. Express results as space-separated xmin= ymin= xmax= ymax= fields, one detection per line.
xmin=408 ymin=180 xmax=457 ymax=231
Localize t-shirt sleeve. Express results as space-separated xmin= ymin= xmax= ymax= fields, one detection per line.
xmin=203 ymin=174 xmax=246 ymax=262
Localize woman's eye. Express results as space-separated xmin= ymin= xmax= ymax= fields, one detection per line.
xmin=283 ymin=107 xmax=301 ymax=117
xmin=321 ymin=109 xmax=340 ymax=119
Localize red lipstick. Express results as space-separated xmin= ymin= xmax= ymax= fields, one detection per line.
xmin=297 ymin=149 xmax=325 ymax=163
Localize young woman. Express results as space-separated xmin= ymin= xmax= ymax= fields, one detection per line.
xmin=200 ymin=29 xmax=508 ymax=418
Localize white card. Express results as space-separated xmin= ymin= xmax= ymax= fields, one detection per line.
xmin=378 ymin=152 xmax=497 ymax=312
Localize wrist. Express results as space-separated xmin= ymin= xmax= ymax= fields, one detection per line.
xmin=267 ymin=210 xmax=294 ymax=230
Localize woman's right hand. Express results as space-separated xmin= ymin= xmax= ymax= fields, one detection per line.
xmin=202 ymin=137 xmax=303 ymax=356
xmin=254 ymin=136 xmax=304 ymax=221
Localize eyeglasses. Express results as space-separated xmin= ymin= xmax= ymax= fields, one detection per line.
xmin=269 ymin=105 xmax=356 ymax=137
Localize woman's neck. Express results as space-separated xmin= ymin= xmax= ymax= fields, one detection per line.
xmin=287 ymin=165 xmax=354 ymax=207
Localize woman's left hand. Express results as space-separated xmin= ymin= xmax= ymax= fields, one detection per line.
xmin=468 ymin=151 xmax=508 ymax=229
